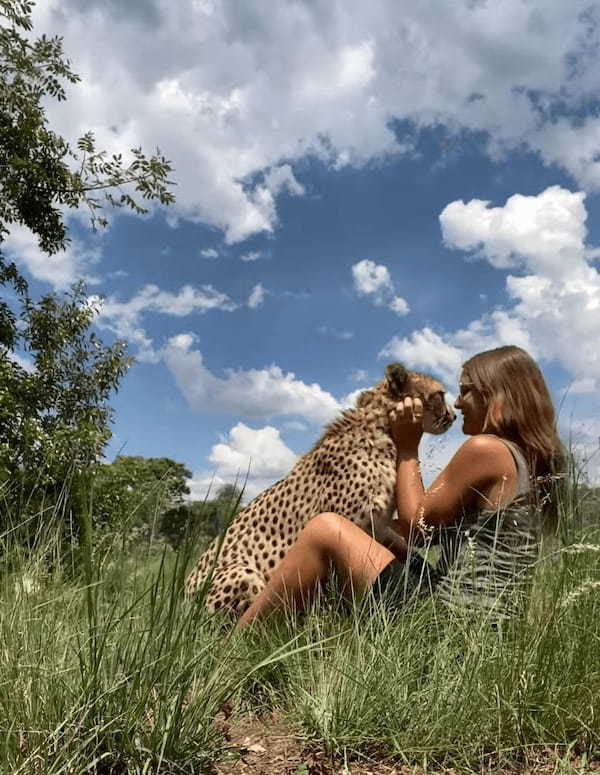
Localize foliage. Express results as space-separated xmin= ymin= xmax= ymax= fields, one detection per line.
xmin=0 ymin=0 xmax=175 ymax=529
xmin=0 ymin=0 xmax=174 ymax=258
xmin=0 ymin=283 xmax=132 ymax=508
xmin=161 ymin=484 xmax=244 ymax=548
xmin=92 ymin=454 xmax=191 ymax=537
xmin=0 ymin=486 xmax=599 ymax=772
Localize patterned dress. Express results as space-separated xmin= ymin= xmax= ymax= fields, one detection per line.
xmin=374 ymin=437 xmax=541 ymax=620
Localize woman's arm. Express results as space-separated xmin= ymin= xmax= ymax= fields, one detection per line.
xmin=389 ymin=398 xmax=517 ymax=542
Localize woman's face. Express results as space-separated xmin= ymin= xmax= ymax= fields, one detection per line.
xmin=454 ymin=371 xmax=488 ymax=435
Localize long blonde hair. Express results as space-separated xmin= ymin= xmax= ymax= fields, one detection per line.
xmin=462 ymin=346 xmax=564 ymax=488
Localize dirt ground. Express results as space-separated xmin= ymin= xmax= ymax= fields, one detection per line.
xmin=210 ymin=711 xmax=600 ymax=775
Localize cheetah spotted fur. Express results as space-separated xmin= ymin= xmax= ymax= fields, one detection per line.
xmin=185 ymin=362 xmax=455 ymax=615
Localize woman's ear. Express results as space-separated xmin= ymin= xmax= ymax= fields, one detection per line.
xmin=386 ymin=362 xmax=409 ymax=396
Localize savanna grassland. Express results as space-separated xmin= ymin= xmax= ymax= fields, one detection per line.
xmin=1 ymin=482 xmax=599 ymax=775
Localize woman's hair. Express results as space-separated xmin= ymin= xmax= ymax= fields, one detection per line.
xmin=462 ymin=346 xmax=565 ymax=523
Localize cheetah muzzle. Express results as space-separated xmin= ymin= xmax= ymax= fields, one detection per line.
xmin=185 ymin=362 xmax=455 ymax=615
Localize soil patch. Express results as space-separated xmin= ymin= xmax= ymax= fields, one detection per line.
xmin=210 ymin=711 xmax=600 ymax=775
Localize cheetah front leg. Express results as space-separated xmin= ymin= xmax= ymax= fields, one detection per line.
xmin=200 ymin=564 xmax=268 ymax=617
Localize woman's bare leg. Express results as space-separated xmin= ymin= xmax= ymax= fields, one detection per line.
xmin=237 ymin=512 xmax=396 ymax=628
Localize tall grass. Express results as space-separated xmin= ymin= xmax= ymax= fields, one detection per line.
xmin=0 ymin=477 xmax=598 ymax=772
xmin=0 ymin=496 xmax=243 ymax=773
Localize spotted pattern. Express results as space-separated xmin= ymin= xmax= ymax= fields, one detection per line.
xmin=185 ymin=364 xmax=455 ymax=615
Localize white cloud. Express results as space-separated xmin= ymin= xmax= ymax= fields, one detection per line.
xmin=339 ymin=388 xmax=366 ymax=409
xmin=381 ymin=327 xmax=464 ymax=385
xmin=186 ymin=472 xmax=230 ymax=502
xmin=240 ymin=251 xmax=263 ymax=262
xmin=263 ymin=164 xmax=305 ymax=197
xmin=4 ymin=223 xmax=100 ymax=290
xmin=163 ymin=333 xmax=341 ymax=424
xmin=94 ymin=283 xmax=236 ymax=361
xmin=247 ymin=282 xmax=265 ymax=309
xmin=389 ymin=296 xmax=410 ymax=316
xmin=353 ymin=259 xmax=392 ymax=296
xmin=200 ymin=247 xmax=219 ymax=259
xmin=189 ymin=422 xmax=298 ymax=500
xmin=33 ymin=1 xmax=600 ymax=244
xmin=439 ymin=186 xmax=587 ymax=277
xmin=383 ymin=185 xmax=600 ymax=395
xmin=209 ymin=423 xmax=297 ymax=478
xmin=352 ymin=259 xmax=410 ymax=316
xmin=566 ymin=378 xmax=597 ymax=395
xmin=317 ymin=325 xmax=353 ymax=341
xmin=350 ymin=369 xmax=368 ymax=382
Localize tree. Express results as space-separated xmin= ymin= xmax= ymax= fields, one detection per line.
xmin=159 ymin=484 xmax=244 ymax=549
xmin=92 ymin=456 xmax=191 ymax=538
xmin=0 ymin=283 xmax=132 ymax=524
xmin=0 ymin=0 xmax=175 ymax=361
xmin=0 ymin=1 xmax=176 ymax=526
xmin=0 ymin=1 xmax=174 ymax=256
xmin=214 ymin=483 xmax=244 ymax=505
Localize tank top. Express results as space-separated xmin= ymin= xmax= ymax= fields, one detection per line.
xmin=434 ymin=437 xmax=541 ymax=620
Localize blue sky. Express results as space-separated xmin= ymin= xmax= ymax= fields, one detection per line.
xmin=6 ymin=0 xmax=600 ymax=496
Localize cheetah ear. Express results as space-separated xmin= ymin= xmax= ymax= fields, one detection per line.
xmin=385 ymin=362 xmax=409 ymax=396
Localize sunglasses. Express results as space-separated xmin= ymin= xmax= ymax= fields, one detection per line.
xmin=458 ymin=382 xmax=477 ymax=398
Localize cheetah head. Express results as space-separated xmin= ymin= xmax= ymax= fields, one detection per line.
xmin=357 ymin=362 xmax=455 ymax=435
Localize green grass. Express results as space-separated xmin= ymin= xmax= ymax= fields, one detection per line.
xmin=0 ymin=495 xmax=599 ymax=773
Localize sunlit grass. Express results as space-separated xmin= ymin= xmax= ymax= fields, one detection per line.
xmin=0 ymin=480 xmax=598 ymax=773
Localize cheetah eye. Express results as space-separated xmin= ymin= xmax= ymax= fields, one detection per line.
xmin=426 ymin=392 xmax=445 ymax=408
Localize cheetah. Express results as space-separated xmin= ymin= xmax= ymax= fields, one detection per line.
xmin=185 ymin=362 xmax=455 ymax=615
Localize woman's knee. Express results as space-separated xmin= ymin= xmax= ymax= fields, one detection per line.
xmin=301 ymin=512 xmax=352 ymax=548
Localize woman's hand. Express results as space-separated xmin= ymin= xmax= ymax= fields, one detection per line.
xmin=389 ymin=396 xmax=424 ymax=454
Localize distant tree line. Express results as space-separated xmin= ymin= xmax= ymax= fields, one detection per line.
xmin=91 ymin=457 xmax=243 ymax=546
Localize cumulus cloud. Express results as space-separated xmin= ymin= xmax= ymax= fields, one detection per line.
xmin=353 ymin=259 xmax=392 ymax=296
xmin=163 ymin=333 xmax=341 ymax=423
xmin=32 ymin=1 xmax=600 ymax=245
xmin=381 ymin=327 xmax=463 ymax=385
xmin=439 ymin=186 xmax=587 ymax=276
xmin=93 ymin=283 xmax=236 ymax=361
xmin=247 ymin=282 xmax=265 ymax=309
xmin=383 ymin=185 xmax=600 ymax=395
xmin=352 ymin=259 xmax=410 ymax=316
xmin=209 ymin=422 xmax=297 ymax=478
xmin=188 ymin=422 xmax=298 ymax=501
xmin=4 ymin=223 xmax=100 ymax=290
xmin=200 ymin=247 xmax=219 ymax=259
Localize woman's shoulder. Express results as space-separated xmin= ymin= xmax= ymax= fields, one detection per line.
xmin=451 ymin=434 xmax=519 ymax=481
xmin=457 ymin=433 xmax=518 ymax=460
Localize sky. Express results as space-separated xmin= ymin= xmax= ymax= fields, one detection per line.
xmin=5 ymin=0 xmax=600 ymax=498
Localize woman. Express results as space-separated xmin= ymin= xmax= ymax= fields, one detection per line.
xmin=238 ymin=346 xmax=563 ymax=628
